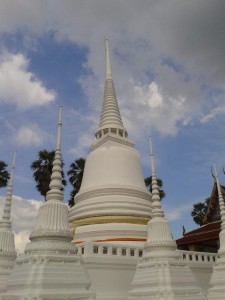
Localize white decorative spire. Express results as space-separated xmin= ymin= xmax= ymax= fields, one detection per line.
xmin=1 ymin=151 xmax=17 ymax=229
xmin=46 ymin=106 xmax=63 ymax=202
xmin=95 ymin=39 xmax=127 ymax=139
xmin=128 ymin=138 xmax=205 ymax=300
xmin=146 ymin=137 xmax=175 ymax=249
xmin=3 ymin=107 xmax=94 ymax=299
xmin=0 ymin=151 xmax=17 ymax=294
xmin=207 ymin=164 xmax=225 ymax=300
xmin=105 ymin=38 xmax=112 ymax=80
xmin=213 ymin=164 xmax=225 ymax=227
xmin=149 ymin=137 xmax=164 ymax=219
xmin=29 ymin=106 xmax=72 ymax=242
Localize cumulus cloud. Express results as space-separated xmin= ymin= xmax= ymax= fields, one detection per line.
xmin=123 ymin=82 xmax=191 ymax=137
xmin=0 ymin=0 xmax=225 ymax=136
xmin=14 ymin=123 xmax=47 ymax=146
xmin=0 ymin=195 xmax=41 ymax=252
xmin=0 ymin=51 xmax=55 ymax=109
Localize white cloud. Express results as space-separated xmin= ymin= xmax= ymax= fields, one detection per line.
xmin=14 ymin=123 xmax=47 ymax=146
xmin=0 ymin=195 xmax=42 ymax=252
xmin=0 ymin=1 xmax=224 ymax=136
xmin=0 ymin=52 xmax=55 ymax=109
xmin=164 ymin=204 xmax=192 ymax=221
xmin=200 ymin=106 xmax=225 ymax=123
xmin=118 ymin=81 xmax=191 ymax=138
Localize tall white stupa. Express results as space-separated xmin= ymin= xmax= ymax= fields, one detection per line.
xmin=128 ymin=138 xmax=206 ymax=299
xmin=2 ymin=107 xmax=94 ymax=299
xmin=0 ymin=152 xmax=17 ymax=294
xmin=207 ymin=165 xmax=225 ymax=299
xmin=69 ymin=39 xmax=151 ymax=244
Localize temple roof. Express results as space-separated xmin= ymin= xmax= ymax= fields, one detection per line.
xmin=203 ymin=181 xmax=225 ymax=224
xmin=176 ymin=221 xmax=221 ymax=246
xmin=176 ymin=178 xmax=225 ymax=248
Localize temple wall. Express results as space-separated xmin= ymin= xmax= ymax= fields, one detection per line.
xmin=77 ymin=242 xmax=216 ymax=299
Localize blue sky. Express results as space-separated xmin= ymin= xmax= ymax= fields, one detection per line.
xmin=0 ymin=0 xmax=225 ymax=250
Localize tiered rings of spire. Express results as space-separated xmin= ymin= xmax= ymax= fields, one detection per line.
xmin=0 ymin=151 xmax=17 ymax=294
xmin=128 ymin=138 xmax=205 ymax=300
xmin=95 ymin=39 xmax=127 ymax=140
xmin=2 ymin=108 xmax=94 ymax=300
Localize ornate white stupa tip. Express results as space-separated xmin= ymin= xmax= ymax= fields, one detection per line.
xmin=46 ymin=106 xmax=63 ymax=202
xmin=212 ymin=163 xmax=225 ymax=226
xmin=105 ymin=38 xmax=112 ymax=80
xmin=149 ymin=136 xmax=155 ymax=174
xmin=56 ymin=106 xmax=63 ymax=150
xmin=0 ymin=150 xmax=17 ymax=294
xmin=129 ymin=139 xmax=205 ymax=299
xmin=207 ymin=165 xmax=225 ymax=298
xmin=149 ymin=137 xmax=164 ymax=219
xmin=1 ymin=150 xmax=17 ymax=224
xmin=4 ymin=106 xmax=94 ymax=299
xmin=95 ymin=39 xmax=127 ymax=140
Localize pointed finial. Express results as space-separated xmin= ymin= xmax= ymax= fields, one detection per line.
xmin=149 ymin=137 xmax=164 ymax=219
xmin=46 ymin=107 xmax=63 ymax=202
xmin=95 ymin=39 xmax=127 ymax=139
xmin=213 ymin=164 xmax=225 ymax=227
xmin=105 ymin=38 xmax=112 ymax=80
xmin=56 ymin=106 xmax=62 ymax=150
xmin=2 ymin=150 xmax=17 ymax=223
xmin=149 ymin=136 xmax=155 ymax=175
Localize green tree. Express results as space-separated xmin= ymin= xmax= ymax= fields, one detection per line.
xmin=30 ymin=149 xmax=66 ymax=200
xmin=0 ymin=161 xmax=10 ymax=188
xmin=67 ymin=158 xmax=85 ymax=207
xmin=144 ymin=176 xmax=166 ymax=200
xmin=191 ymin=198 xmax=210 ymax=226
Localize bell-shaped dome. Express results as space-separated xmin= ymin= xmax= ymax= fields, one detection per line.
xmin=69 ymin=40 xmax=151 ymax=243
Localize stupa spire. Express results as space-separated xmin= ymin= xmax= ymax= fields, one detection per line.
xmin=95 ymin=39 xmax=127 ymax=139
xmin=105 ymin=38 xmax=112 ymax=80
xmin=3 ymin=107 xmax=94 ymax=299
xmin=207 ymin=164 xmax=225 ymax=299
xmin=213 ymin=164 xmax=225 ymax=226
xmin=46 ymin=106 xmax=63 ymax=202
xmin=129 ymin=138 xmax=205 ymax=299
xmin=1 ymin=151 xmax=17 ymax=226
xmin=0 ymin=151 xmax=17 ymax=294
xmin=149 ymin=137 xmax=164 ymax=219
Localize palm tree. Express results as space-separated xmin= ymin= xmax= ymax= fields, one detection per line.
xmin=0 ymin=161 xmax=10 ymax=188
xmin=67 ymin=158 xmax=85 ymax=207
xmin=144 ymin=176 xmax=166 ymax=200
xmin=30 ymin=149 xmax=66 ymax=200
xmin=191 ymin=198 xmax=210 ymax=226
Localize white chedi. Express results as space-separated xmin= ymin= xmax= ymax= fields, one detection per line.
xmin=0 ymin=152 xmax=17 ymax=294
xmin=128 ymin=138 xmax=206 ymax=300
xmin=207 ymin=165 xmax=225 ymax=300
xmin=69 ymin=39 xmax=151 ymax=244
xmin=2 ymin=108 xmax=95 ymax=300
